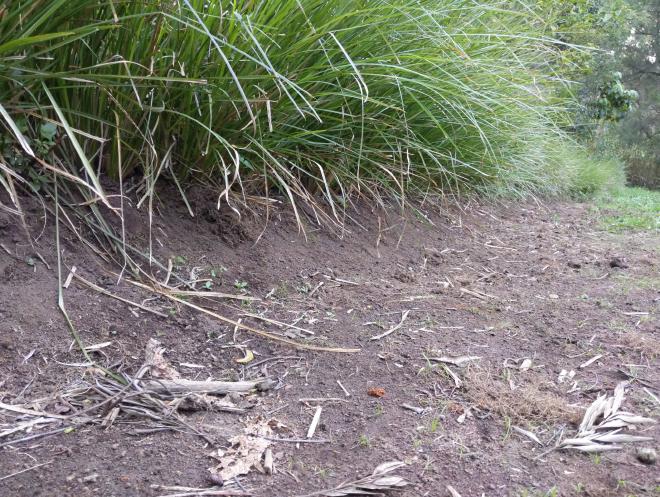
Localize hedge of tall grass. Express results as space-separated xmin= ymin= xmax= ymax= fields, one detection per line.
xmin=1 ymin=0 xmax=612 ymax=247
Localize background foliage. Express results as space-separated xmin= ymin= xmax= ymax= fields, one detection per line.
xmin=539 ymin=0 xmax=658 ymax=188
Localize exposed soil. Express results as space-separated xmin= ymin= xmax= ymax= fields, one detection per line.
xmin=1 ymin=190 xmax=658 ymax=497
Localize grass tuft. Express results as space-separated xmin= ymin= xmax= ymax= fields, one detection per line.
xmin=0 ymin=0 xmax=624 ymax=254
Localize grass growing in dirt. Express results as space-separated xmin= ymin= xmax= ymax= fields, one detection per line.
xmin=593 ymin=187 xmax=660 ymax=232
xmin=0 ymin=0 xmax=620 ymax=258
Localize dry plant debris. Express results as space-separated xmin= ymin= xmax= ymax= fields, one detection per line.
xmin=128 ymin=279 xmax=360 ymax=353
xmin=367 ymin=387 xmax=386 ymax=398
xmin=559 ymin=382 xmax=655 ymax=452
xmin=295 ymin=461 xmax=409 ymax=497
xmin=464 ymin=369 xmax=581 ymax=424
xmin=429 ymin=355 xmax=481 ymax=367
xmin=209 ymin=417 xmax=274 ymax=481
xmin=0 ymin=339 xmax=268 ymax=447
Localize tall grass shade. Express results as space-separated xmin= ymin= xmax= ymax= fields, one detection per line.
xmin=1 ymin=0 xmax=594 ymax=250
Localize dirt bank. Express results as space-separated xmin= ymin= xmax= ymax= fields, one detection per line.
xmin=1 ymin=194 xmax=658 ymax=497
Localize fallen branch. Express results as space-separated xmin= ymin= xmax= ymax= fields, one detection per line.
xmin=140 ymin=378 xmax=274 ymax=396
xmin=152 ymin=486 xmax=251 ymax=497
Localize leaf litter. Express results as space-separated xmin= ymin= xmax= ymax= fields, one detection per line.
xmin=559 ymin=382 xmax=655 ymax=453
xmin=209 ymin=417 xmax=274 ymax=481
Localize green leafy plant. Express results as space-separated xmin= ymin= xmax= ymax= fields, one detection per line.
xmin=594 ymin=72 xmax=638 ymax=122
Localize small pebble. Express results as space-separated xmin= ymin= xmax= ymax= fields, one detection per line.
xmin=82 ymin=473 xmax=99 ymax=483
xmin=636 ymin=447 xmax=657 ymax=465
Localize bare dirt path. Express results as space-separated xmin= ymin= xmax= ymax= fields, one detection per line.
xmin=1 ymin=196 xmax=658 ymax=497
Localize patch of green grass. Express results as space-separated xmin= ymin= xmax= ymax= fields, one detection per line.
xmin=358 ymin=434 xmax=370 ymax=448
xmin=569 ymin=153 xmax=626 ymax=197
xmin=613 ymin=273 xmax=660 ymax=295
xmin=594 ymin=187 xmax=660 ymax=232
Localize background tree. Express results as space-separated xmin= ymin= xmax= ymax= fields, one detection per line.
xmin=539 ymin=0 xmax=658 ymax=187
xmin=613 ymin=0 xmax=658 ymax=187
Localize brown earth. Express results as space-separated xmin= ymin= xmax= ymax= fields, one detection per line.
xmin=0 ymin=190 xmax=658 ymax=497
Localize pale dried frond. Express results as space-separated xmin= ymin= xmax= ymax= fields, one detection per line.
xmin=560 ymin=382 xmax=655 ymax=453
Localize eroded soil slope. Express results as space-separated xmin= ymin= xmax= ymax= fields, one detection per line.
xmin=1 ymin=194 xmax=658 ymax=497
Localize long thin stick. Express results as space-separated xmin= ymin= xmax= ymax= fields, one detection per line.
xmin=0 ymin=461 xmax=53 ymax=482
xmin=130 ymin=283 xmax=359 ymax=353
xmin=73 ymin=273 xmax=168 ymax=318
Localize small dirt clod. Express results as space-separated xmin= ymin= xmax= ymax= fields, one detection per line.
xmin=636 ymin=447 xmax=657 ymax=465
xmin=609 ymin=256 xmax=628 ymax=269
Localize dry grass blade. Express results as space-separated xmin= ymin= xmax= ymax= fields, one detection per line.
xmin=295 ymin=461 xmax=409 ymax=497
xmin=370 ymin=310 xmax=410 ymax=341
xmin=512 ymin=426 xmax=543 ymax=446
xmin=446 ymin=485 xmax=463 ymax=497
xmin=430 ymin=356 xmax=481 ymax=367
xmin=73 ymin=273 xmax=168 ymax=318
xmin=136 ymin=282 xmax=359 ymax=353
xmin=560 ymin=381 xmax=656 ymax=453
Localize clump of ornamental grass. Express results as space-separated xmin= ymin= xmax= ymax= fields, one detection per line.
xmin=0 ymin=0 xmax=600 ymax=265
